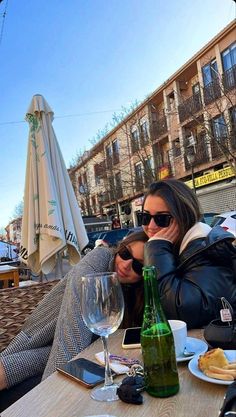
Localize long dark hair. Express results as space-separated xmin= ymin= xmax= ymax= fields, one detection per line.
xmin=115 ymin=230 xmax=148 ymax=328
xmin=142 ymin=179 xmax=202 ymax=250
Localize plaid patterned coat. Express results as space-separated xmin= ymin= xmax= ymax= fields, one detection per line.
xmin=0 ymin=248 xmax=114 ymax=388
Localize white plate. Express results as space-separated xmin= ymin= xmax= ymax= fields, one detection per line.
xmin=176 ymin=337 xmax=208 ymax=363
xmin=188 ymin=350 xmax=236 ymax=385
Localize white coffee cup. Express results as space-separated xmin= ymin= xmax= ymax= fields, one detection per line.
xmin=168 ymin=319 xmax=187 ymax=357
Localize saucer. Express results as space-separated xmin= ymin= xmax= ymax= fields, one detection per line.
xmin=176 ymin=337 xmax=208 ymax=363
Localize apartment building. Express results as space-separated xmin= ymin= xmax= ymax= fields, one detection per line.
xmin=70 ymin=20 xmax=236 ymax=226
xmin=5 ymin=217 xmax=22 ymax=247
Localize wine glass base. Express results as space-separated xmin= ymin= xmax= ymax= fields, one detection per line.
xmin=90 ymin=384 xmax=120 ymax=402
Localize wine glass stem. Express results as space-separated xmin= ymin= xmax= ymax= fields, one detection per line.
xmin=102 ymin=335 xmax=113 ymax=386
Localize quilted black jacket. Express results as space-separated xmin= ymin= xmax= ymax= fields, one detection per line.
xmin=144 ymin=225 xmax=236 ymax=329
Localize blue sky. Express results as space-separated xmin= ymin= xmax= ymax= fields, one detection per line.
xmin=0 ymin=0 xmax=235 ymax=229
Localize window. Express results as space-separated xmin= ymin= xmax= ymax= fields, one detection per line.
xmin=143 ymin=158 xmax=153 ymax=187
xmin=91 ymin=196 xmax=96 ymax=213
xmin=80 ymin=201 xmax=85 ymax=213
xmin=230 ymin=106 xmax=236 ymax=127
xmin=202 ymin=59 xmax=218 ymax=85
xmin=230 ymin=106 xmax=236 ymax=149
xmin=108 ymin=176 xmax=115 ymax=200
xmin=173 ymin=139 xmax=181 ymax=158
xmin=167 ymin=92 xmax=175 ymax=112
xmin=105 ymin=145 xmax=112 ymax=170
xmin=140 ymin=121 xmax=149 ymax=144
xmin=131 ymin=127 xmax=139 ymax=153
xmin=112 ymin=139 xmax=119 ymax=154
xmin=112 ymin=139 xmax=119 ymax=164
xmin=135 ymin=162 xmax=143 ymax=191
xmin=222 ymin=42 xmax=236 ymax=90
xmin=202 ymin=59 xmax=220 ymax=103
xmin=78 ymin=175 xmax=82 ymax=188
xmin=83 ymin=173 xmax=87 ymax=188
xmin=212 ymin=115 xmax=228 ymax=139
xmin=221 ymin=42 xmax=236 ymax=71
xmin=94 ymin=162 xmax=104 ymax=186
xmin=115 ymin=172 xmax=123 ymax=198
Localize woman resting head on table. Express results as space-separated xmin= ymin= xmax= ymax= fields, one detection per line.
xmin=0 ymin=231 xmax=147 ymax=411
xmin=141 ymin=178 xmax=236 ymax=329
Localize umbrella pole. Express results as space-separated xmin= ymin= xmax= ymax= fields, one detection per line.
xmin=55 ymin=252 xmax=63 ymax=279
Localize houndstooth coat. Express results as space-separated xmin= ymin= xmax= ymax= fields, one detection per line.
xmin=0 ymin=247 xmax=114 ymax=388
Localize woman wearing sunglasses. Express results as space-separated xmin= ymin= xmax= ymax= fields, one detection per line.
xmin=141 ymin=178 xmax=236 ymax=329
xmin=0 ymin=231 xmax=147 ymax=411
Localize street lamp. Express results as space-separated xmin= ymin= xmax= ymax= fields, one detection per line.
xmin=186 ymin=147 xmax=196 ymax=194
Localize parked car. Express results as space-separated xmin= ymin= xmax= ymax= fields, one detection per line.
xmin=97 ymin=228 xmax=130 ymax=247
xmin=82 ymin=231 xmax=106 ymax=255
xmin=125 ymin=226 xmax=143 ymax=236
xmin=82 ymin=228 xmax=131 ymax=255
xmin=201 ymin=212 xmax=219 ymax=226
xmin=210 ymin=211 xmax=236 ymax=237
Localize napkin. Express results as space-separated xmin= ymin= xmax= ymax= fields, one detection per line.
xmin=95 ymin=352 xmax=130 ymax=374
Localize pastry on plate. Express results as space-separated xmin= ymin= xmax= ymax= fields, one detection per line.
xmin=198 ymin=348 xmax=236 ymax=381
xmin=198 ymin=348 xmax=228 ymax=372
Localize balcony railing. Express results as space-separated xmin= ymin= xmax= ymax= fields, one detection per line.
xmin=184 ymin=134 xmax=209 ymax=170
xmin=178 ymin=93 xmax=202 ymax=123
xmin=203 ymin=80 xmax=221 ymax=105
xmin=151 ymin=116 xmax=167 ymax=139
xmin=223 ymin=64 xmax=236 ymax=92
xmin=98 ymin=192 xmax=110 ymax=205
xmin=211 ymin=135 xmax=229 ymax=160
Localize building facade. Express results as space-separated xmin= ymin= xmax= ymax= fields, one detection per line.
xmin=70 ymin=21 xmax=236 ymax=226
xmin=5 ymin=217 xmax=22 ymax=247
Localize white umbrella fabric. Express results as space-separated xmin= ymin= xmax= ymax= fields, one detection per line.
xmin=20 ymin=94 xmax=88 ymax=275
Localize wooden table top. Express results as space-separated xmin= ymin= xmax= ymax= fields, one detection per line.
xmin=2 ymin=329 xmax=227 ymax=417
xmin=0 ymin=265 xmax=18 ymax=273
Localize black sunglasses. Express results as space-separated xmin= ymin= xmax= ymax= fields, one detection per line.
xmin=118 ymin=247 xmax=143 ymax=276
xmin=141 ymin=212 xmax=172 ymax=227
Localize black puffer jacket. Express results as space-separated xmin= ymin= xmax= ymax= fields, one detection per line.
xmin=144 ymin=225 xmax=236 ymax=329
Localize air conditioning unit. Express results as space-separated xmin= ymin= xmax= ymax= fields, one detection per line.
xmin=186 ymin=135 xmax=196 ymax=147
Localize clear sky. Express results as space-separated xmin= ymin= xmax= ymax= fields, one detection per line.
xmin=0 ymin=0 xmax=235 ymax=229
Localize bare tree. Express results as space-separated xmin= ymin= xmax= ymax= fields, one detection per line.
xmin=11 ymin=200 xmax=24 ymax=220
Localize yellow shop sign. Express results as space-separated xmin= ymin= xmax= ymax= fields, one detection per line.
xmin=185 ymin=166 xmax=235 ymax=189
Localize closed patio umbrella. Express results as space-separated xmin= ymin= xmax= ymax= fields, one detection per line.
xmin=20 ymin=94 xmax=88 ymax=275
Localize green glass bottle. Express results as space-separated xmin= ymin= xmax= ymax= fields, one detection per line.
xmin=141 ymin=266 xmax=179 ymax=397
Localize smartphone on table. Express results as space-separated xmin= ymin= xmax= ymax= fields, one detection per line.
xmin=57 ymin=357 xmax=116 ymax=388
xmin=122 ymin=327 xmax=141 ymax=349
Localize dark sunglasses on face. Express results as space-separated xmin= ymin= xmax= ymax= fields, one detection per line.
xmin=118 ymin=247 xmax=143 ymax=276
xmin=141 ymin=212 xmax=172 ymax=227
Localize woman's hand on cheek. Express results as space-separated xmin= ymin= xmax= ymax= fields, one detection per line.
xmin=151 ymin=219 xmax=179 ymax=243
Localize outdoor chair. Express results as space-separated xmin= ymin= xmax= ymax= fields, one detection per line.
xmin=0 ymin=280 xmax=59 ymax=352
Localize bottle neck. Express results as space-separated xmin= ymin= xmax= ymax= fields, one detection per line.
xmin=143 ymin=267 xmax=167 ymax=324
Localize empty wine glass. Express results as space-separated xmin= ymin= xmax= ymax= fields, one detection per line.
xmin=81 ymin=272 xmax=124 ymax=402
